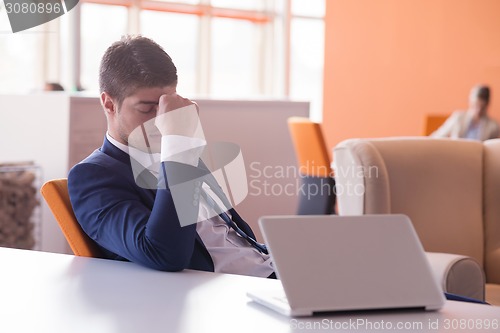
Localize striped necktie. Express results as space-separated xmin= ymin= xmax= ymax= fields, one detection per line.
xmin=199 ymin=186 xmax=268 ymax=254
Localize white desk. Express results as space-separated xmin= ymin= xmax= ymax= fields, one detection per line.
xmin=0 ymin=247 xmax=499 ymax=333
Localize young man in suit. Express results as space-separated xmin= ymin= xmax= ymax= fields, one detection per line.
xmin=68 ymin=35 xmax=274 ymax=278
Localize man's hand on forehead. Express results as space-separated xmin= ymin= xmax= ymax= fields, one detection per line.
xmin=155 ymin=93 xmax=201 ymax=137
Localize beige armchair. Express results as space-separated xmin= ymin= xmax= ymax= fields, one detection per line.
xmin=333 ymin=137 xmax=500 ymax=304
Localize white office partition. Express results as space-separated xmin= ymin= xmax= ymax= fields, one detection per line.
xmin=0 ymin=93 xmax=308 ymax=253
xmin=197 ymin=99 xmax=309 ymax=241
xmin=0 ymin=93 xmax=70 ymax=253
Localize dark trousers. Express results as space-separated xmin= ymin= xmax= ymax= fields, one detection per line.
xmin=445 ymin=292 xmax=489 ymax=305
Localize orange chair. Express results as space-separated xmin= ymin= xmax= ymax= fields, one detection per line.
xmin=424 ymin=114 xmax=449 ymax=136
xmin=40 ymin=178 xmax=103 ymax=258
xmin=287 ymin=117 xmax=336 ymax=214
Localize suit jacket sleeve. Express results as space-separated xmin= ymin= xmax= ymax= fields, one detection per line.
xmin=485 ymin=117 xmax=500 ymax=140
xmin=431 ymin=112 xmax=462 ymax=138
xmin=68 ymin=159 xmax=205 ymax=272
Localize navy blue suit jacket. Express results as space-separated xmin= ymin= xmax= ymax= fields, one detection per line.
xmin=68 ymin=137 xmax=256 ymax=272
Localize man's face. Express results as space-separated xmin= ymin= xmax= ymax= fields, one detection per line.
xmin=469 ymin=97 xmax=488 ymax=118
xmin=104 ymin=85 xmax=176 ymax=152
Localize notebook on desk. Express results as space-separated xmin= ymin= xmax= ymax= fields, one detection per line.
xmin=247 ymin=214 xmax=445 ymax=317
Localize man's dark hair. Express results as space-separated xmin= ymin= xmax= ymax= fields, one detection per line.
xmin=471 ymin=85 xmax=491 ymax=104
xmin=99 ymin=35 xmax=178 ymax=106
xmin=45 ymin=82 xmax=64 ymax=91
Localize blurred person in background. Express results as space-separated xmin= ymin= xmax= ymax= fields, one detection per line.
xmin=44 ymin=82 xmax=65 ymax=91
xmin=432 ymin=85 xmax=499 ymax=141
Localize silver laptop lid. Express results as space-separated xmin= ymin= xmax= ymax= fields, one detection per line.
xmin=258 ymin=214 xmax=445 ymax=314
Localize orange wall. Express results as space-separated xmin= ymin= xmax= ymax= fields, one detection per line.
xmin=323 ymin=0 xmax=500 ymax=149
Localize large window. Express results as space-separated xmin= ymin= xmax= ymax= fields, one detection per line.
xmin=140 ymin=10 xmax=199 ymax=95
xmin=81 ymin=3 xmax=128 ymax=91
xmin=0 ymin=0 xmax=325 ymax=118
xmin=210 ymin=17 xmax=261 ymax=98
xmin=290 ymin=0 xmax=325 ymax=121
xmin=0 ymin=5 xmax=43 ymax=93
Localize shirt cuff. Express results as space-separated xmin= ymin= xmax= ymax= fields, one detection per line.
xmin=161 ymin=135 xmax=207 ymax=167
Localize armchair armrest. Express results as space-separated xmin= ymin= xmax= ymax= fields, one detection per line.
xmin=425 ymin=252 xmax=485 ymax=301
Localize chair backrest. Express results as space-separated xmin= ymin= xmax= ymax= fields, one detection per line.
xmin=287 ymin=117 xmax=336 ymax=214
xmin=287 ymin=117 xmax=331 ymax=177
xmin=334 ymin=137 xmax=485 ymax=265
xmin=40 ymin=179 xmax=103 ymax=258
xmin=424 ymin=114 xmax=449 ymax=136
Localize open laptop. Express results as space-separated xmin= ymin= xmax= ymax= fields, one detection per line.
xmin=247 ymin=214 xmax=445 ymax=316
